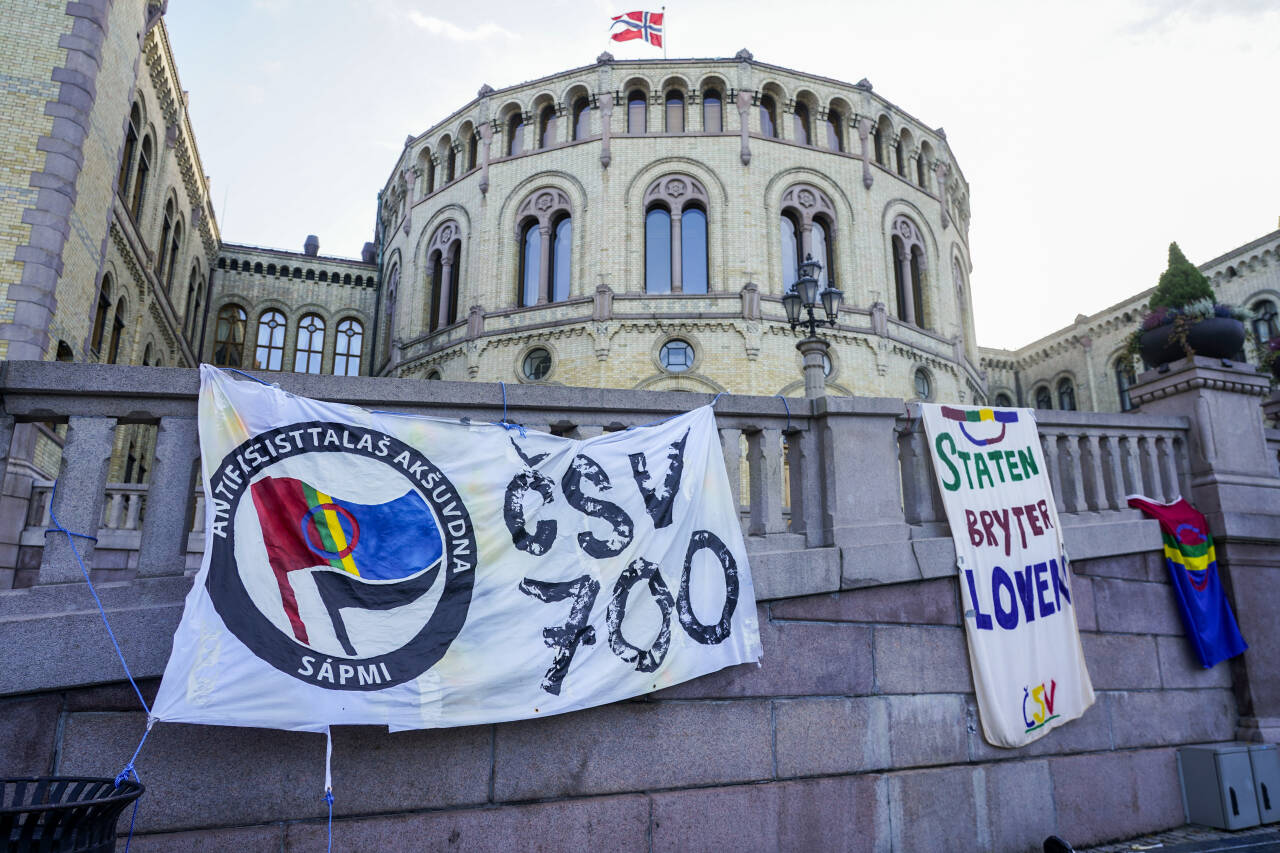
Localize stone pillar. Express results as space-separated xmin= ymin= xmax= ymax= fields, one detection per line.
xmin=1130 ymin=357 xmax=1280 ymax=742
xmin=599 ymin=93 xmax=613 ymax=168
xmin=857 ymin=117 xmax=873 ymax=189
xmin=437 ymin=254 xmax=455 ymax=328
xmin=896 ymin=243 xmax=916 ymax=326
xmin=136 ymin=416 xmax=199 ymax=577
xmin=479 ymin=122 xmax=492 ymax=195
xmin=796 ymin=337 xmax=829 ymax=400
xmin=736 ymin=91 xmax=752 ymax=166
xmin=39 ymin=416 xmax=115 ymax=584
xmin=537 ymin=224 xmax=552 ymax=304
xmin=935 ymin=161 xmax=949 ymax=228
xmin=670 ymin=208 xmax=683 ymax=293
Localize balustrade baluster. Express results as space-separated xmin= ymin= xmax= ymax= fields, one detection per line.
xmin=191 ymin=490 xmax=206 ymax=534
xmin=746 ymin=427 xmax=785 ymax=536
xmin=1139 ymin=436 xmax=1159 ymax=497
xmin=1157 ymin=436 xmax=1180 ymax=502
xmin=124 ymin=492 xmax=142 ymax=530
xmin=38 ymin=416 xmax=115 ymax=584
xmin=1063 ymin=434 xmax=1087 ymax=513
xmin=719 ymin=427 xmax=743 ymax=516
xmin=40 ymin=487 xmax=53 ymax=527
xmin=137 ymin=416 xmax=200 ymax=578
xmin=1103 ymin=435 xmax=1126 ymax=510
xmin=105 ymin=492 xmax=123 ymax=529
xmin=1040 ymin=432 xmax=1065 ymax=509
xmin=1083 ymin=434 xmax=1106 ymax=511
xmin=1174 ymin=436 xmax=1192 ymax=499
xmin=1121 ymin=434 xmax=1143 ymax=497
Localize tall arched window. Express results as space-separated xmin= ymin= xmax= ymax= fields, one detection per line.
xmin=425 ymin=157 xmax=435 ymax=194
xmin=507 ymin=112 xmax=525 ymax=156
xmin=572 ymin=97 xmax=592 ymax=140
xmin=890 ymin=216 xmax=927 ymax=327
xmin=826 ymin=108 xmax=843 ymax=151
xmin=142 ymin=342 xmax=153 ymax=366
xmin=254 ymin=309 xmax=286 ymax=371
xmin=895 ymin=137 xmax=906 ymax=176
xmin=994 ymin=393 xmax=1014 ymax=407
xmin=1057 ymin=378 xmax=1077 ymax=411
xmin=157 ymin=199 xmax=175 ymax=283
xmin=1252 ymin=299 xmax=1278 ymax=344
xmin=702 ymin=88 xmax=722 ymax=132
xmin=793 ymin=103 xmax=811 ymax=145
xmin=467 ymin=133 xmax=477 ymax=170
xmin=759 ymin=95 xmax=778 ymax=137
xmin=90 ymin=275 xmax=112 ymax=354
xmin=445 ymin=145 xmax=456 ymax=182
xmin=117 ymin=103 xmax=141 ymax=196
xmin=514 ymin=188 xmax=573 ymax=306
xmin=779 ymin=183 xmax=837 ymax=293
xmin=645 ymin=207 xmax=671 ymax=294
xmin=164 ymin=220 xmax=182 ymax=293
xmin=876 ymin=116 xmax=892 ymax=166
xmin=107 ymin=297 xmax=127 ymax=364
xmin=643 ymin=175 xmax=710 ymax=294
xmin=1116 ymin=358 xmax=1137 ymax=411
xmin=333 ymin=319 xmax=363 ymax=376
xmin=627 ymin=90 xmax=647 ymax=133
xmin=917 ymin=154 xmax=927 ymax=187
xmin=425 ymin=221 xmax=462 ymax=331
xmin=665 ymin=90 xmax=684 ymax=133
xmin=539 ymin=104 xmax=557 ymax=148
xmin=129 ymin=136 xmax=152 ymax=219
xmin=214 ymin=306 xmax=247 ymax=367
xmin=1034 ymin=387 xmax=1053 ymax=410
xmin=184 ymin=266 xmax=199 ymax=335
xmin=294 ymin=314 xmax=325 ymax=373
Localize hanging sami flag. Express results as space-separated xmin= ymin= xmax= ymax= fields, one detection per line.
xmin=610 ymin=11 xmax=663 ymax=46
xmin=1128 ymin=496 xmax=1247 ymax=668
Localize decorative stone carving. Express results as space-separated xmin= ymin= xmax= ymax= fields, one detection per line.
xmin=779 ymin=183 xmax=835 ymax=227
xmin=740 ymin=282 xmax=761 ymax=321
xmin=593 ymin=282 xmax=614 ymax=321
xmin=855 ymin=78 xmax=873 ymax=91
xmin=427 ymin=220 xmax=460 ymax=256
xmin=856 ymin=117 xmax=874 ymax=189
xmin=467 ymin=304 xmax=484 ymax=338
xmin=515 ymin=188 xmax=571 ymax=231
xmin=734 ymin=48 xmax=753 ymax=61
xmin=477 ymin=83 xmax=495 ymax=97
xmin=892 ymin=216 xmax=925 ymax=263
xmin=643 ymin=174 xmax=708 ymax=210
xmin=871 ymin=301 xmax=888 ymax=337
xmin=599 ymin=92 xmax=613 ymax=168
xmin=590 ymin=322 xmax=613 ymax=361
xmin=736 ymin=91 xmax=752 ymax=165
xmin=597 ymin=51 xmax=614 ymax=63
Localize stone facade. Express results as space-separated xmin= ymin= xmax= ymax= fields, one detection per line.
xmin=376 ymin=54 xmax=983 ymax=402
xmin=981 ymin=229 xmax=1280 ymax=414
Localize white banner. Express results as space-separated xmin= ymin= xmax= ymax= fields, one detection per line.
xmin=153 ymin=367 xmax=761 ymax=732
xmin=920 ymin=404 xmax=1094 ymax=747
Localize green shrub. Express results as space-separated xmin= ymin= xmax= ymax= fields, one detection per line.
xmin=1149 ymin=242 xmax=1214 ymax=309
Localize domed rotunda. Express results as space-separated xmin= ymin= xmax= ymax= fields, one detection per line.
xmin=375 ymin=50 xmax=981 ymax=401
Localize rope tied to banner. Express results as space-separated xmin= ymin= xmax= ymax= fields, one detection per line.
xmin=774 ymin=394 xmax=792 ymax=433
xmin=221 ymin=366 xmax=273 ymax=386
xmin=492 ymin=380 xmax=527 ymax=437
xmin=45 ymin=479 xmax=153 ymax=851
xmin=323 ymin=727 xmax=334 ymax=853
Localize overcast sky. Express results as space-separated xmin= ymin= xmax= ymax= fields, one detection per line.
xmin=164 ymin=0 xmax=1280 ymax=350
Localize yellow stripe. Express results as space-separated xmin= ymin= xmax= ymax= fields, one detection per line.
xmin=979 ymin=408 xmax=994 ymax=422
xmin=1164 ymin=543 xmax=1216 ymax=574
xmin=315 ymin=489 xmax=359 ymax=576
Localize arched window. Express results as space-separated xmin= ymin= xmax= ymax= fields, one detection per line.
xmin=645 ymin=207 xmax=671 ymax=293
xmin=890 ymin=216 xmax=927 ymax=327
xmin=994 ymin=393 xmax=1014 ymax=408
xmin=294 ymin=314 xmax=325 ymax=373
xmin=779 ymin=183 xmax=837 ymax=292
xmin=551 ymin=215 xmax=572 ymax=302
xmin=826 ymin=108 xmax=843 ymax=151
xmin=660 ymin=339 xmax=694 ymax=373
xmin=333 ymin=319 xmax=363 ymax=376
xmin=157 ymin=199 xmax=175 ymax=283
xmin=1057 ymin=378 xmax=1077 ymax=411
xmin=895 ymin=137 xmax=906 ymax=176
xmin=627 ymin=89 xmax=647 ymax=133
xmin=212 ymin=303 xmax=244 ymax=363
xmin=142 ymin=342 xmax=153 ymax=366
xmin=107 ymin=297 xmax=126 ymax=364
xmin=702 ymin=88 xmax=722 ymax=133
xmin=793 ymin=103 xmax=811 ymax=145
xmin=876 ymin=116 xmax=892 ymax=166
xmin=424 ymin=221 xmax=461 ymax=331
xmin=507 ymin=112 xmax=525 ymax=156
xmin=254 ymin=309 xmax=286 ymax=371
xmin=1252 ymin=299 xmax=1278 ymax=344
xmin=539 ymin=104 xmax=557 ymax=148
xmin=184 ymin=267 xmax=199 ymax=335
xmin=446 ymin=242 xmax=461 ymax=323
xmin=446 ymin=145 xmax=456 ymax=182
xmin=642 ymin=175 xmax=711 ymax=295
xmin=914 ymin=369 xmax=932 ymax=401
xmin=129 ymin=135 xmax=152 ymax=219
xmin=759 ymin=95 xmax=778 ymax=138
xmin=917 ymin=154 xmax=927 ymax=188
xmin=665 ymin=90 xmax=684 ymax=133
xmin=117 ymin=103 xmax=141 ymax=196
xmin=1034 ymin=386 xmax=1053 ymax=410
xmin=1115 ymin=358 xmax=1137 ymax=412
xmin=90 ymin=275 xmax=112 ymax=354
xmin=425 ymin=157 xmax=435 ymax=193
xmin=165 ymin=220 xmax=182 ymax=293
xmin=572 ymin=97 xmax=593 ymax=140
xmin=467 ymin=133 xmax=477 ymax=170
xmin=514 ymin=189 xmax=572 ymax=306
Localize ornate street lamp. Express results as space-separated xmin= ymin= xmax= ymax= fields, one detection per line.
xmin=783 ymin=253 xmax=843 ymax=398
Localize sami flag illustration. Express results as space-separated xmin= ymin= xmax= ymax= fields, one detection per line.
xmin=250 ymin=476 xmax=443 ymax=644
xmin=1128 ymin=496 xmax=1246 ymax=668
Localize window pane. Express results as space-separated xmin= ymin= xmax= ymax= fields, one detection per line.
xmin=334 ymin=319 xmax=362 ymax=376
xmin=811 ymin=221 xmax=830 ymax=288
xmin=294 ymin=314 xmax=325 ymax=374
xmin=628 ymin=92 xmax=646 ymax=133
xmin=666 ymin=92 xmax=684 ymax=133
xmin=523 ymin=348 xmax=551 ymax=380
xmin=645 ymin=208 xmax=671 ymax=293
xmin=255 ymin=310 xmax=285 ymax=371
xmin=1035 ymin=388 xmax=1052 ymax=410
xmin=794 ymin=105 xmax=810 ymax=145
xmin=574 ymin=99 xmax=592 ymax=140
xmin=826 ymin=116 xmax=841 ymax=150
xmin=521 ymin=224 xmax=541 ymax=306
xmin=681 ymin=208 xmax=707 ymax=294
xmin=759 ymin=97 xmax=775 ymax=137
xmin=703 ymin=91 xmax=722 ymax=133
xmin=660 ymin=340 xmax=693 ymax=373
xmin=780 ymin=216 xmax=799 ymax=288
xmin=552 ymin=217 xmax=572 ymax=302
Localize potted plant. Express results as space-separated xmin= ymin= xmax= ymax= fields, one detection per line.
xmin=1133 ymin=243 xmax=1248 ymax=368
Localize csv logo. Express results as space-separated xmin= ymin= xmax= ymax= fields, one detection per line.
xmin=1023 ymin=679 xmax=1059 ymax=732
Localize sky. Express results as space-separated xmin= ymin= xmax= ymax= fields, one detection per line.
xmin=164 ymin=0 xmax=1280 ymax=350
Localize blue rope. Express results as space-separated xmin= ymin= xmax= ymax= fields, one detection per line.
xmin=709 ymin=391 xmax=727 ymax=407
xmin=774 ymin=394 xmax=792 ymax=432
xmin=220 ymin=366 xmax=272 ymax=386
xmin=45 ymin=479 xmax=152 ymax=852
xmin=491 ymin=380 xmax=527 ymax=437
xmin=325 ymin=790 xmax=334 ymax=853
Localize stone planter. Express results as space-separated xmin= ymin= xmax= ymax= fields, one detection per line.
xmin=1139 ymin=316 xmax=1246 ymax=368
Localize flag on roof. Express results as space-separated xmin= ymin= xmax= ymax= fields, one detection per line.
xmin=610 ymin=11 xmax=663 ymax=46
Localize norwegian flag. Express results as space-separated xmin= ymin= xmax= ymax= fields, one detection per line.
xmin=610 ymin=11 xmax=663 ymax=47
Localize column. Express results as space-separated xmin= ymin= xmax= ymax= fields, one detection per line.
xmin=136 ymin=416 xmax=199 ymax=577
xmin=670 ymin=208 xmax=683 ymax=293
xmin=537 ymin=223 xmax=552 ymax=304
xmin=736 ymin=91 xmax=752 ymax=166
xmin=857 ymin=117 xmax=873 ymax=189
xmin=38 ymin=415 xmax=115 ymax=584
xmin=599 ymin=92 xmax=613 ymax=168
xmin=797 ymin=337 xmax=829 ymax=400
xmin=896 ymin=243 xmax=916 ymax=326
xmin=437 ymin=253 xmax=455 ymax=328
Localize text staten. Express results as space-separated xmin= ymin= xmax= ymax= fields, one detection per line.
xmin=934 ymin=433 xmax=1039 ymax=492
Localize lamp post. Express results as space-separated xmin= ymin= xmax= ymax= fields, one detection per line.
xmin=782 ymin=253 xmax=843 ymax=398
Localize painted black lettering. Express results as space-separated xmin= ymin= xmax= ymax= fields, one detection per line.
xmin=677 ymin=530 xmax=739 ymax=644
xmin=562 ymin=454 xmax=634 ymax=559
xmin=628 ymin=430 xmax=689 ymax=529
xmin=519 ymin=575 xmax=601 ymax=696
xmin=606 ymin=557 xmax=673 ymax=673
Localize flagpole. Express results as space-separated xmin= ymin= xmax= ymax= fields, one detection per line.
xmin=662 ymin=6 xmax=667 ymax=58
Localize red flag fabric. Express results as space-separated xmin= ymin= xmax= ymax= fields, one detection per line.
xmin=610 ymin=11 xmax=663 ymax=46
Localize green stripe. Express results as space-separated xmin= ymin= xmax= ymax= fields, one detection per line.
xmin=966 ymin=410 xmax=981 ymax=422
xmin=1161 ymin=532 xmax=1210 ymax=558
xmin=302 ymin=483 xmax=343 ymax=569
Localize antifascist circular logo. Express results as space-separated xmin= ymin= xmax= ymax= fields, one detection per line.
xmin=205 ymin=421 xmax=476 ymax=691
